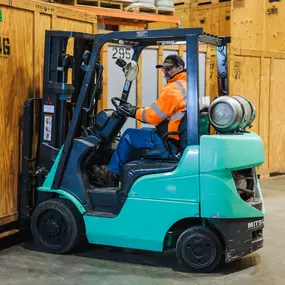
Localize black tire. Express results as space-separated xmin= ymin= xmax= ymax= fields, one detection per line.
xmin=31 ymin=199 xmax=85 ymax=254
xmin=176 ymin=226 xmax=223 ymax=273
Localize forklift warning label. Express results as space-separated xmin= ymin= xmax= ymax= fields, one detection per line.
xmin=44 ymin=104 xmax=55 ymax=113
xmin=44 ymin=114 xmax=52 ymax=141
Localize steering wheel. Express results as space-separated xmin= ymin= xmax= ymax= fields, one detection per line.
xmin=111 ymin=97 xmax=136 ymax=117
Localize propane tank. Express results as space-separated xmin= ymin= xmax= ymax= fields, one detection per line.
xmin=208 ymin=95 xmax=256 ymax=133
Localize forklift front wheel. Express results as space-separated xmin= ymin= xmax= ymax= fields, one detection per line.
xmin=31 ymin=199 xmax=85 ymax=254
xmin=176 ymin=226 xmax=223 ymax=273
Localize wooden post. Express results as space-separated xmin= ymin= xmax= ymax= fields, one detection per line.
xmin=136 ymin=55 xmax=142 ymax=128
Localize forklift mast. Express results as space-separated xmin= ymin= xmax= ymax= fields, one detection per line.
xmin=39 ymin=32 xmax=98 ymax=170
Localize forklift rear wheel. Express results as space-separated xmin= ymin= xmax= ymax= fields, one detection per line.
xmin=31 ymin=199 xmax=84 ymax=254
xmin=176 ymin=226 xmax=223 ymax=273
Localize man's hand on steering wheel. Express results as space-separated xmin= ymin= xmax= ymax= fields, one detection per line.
xmin=120 ymin=103 xmax=138 ymax=118
xmin=111 ymin=97 xmax=139 ymax=118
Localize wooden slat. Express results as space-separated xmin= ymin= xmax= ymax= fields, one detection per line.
xmin=258 ymin=57 xmax=270 ymax=175
xmin=136 ymin=55 xmax=142 ymax=129
xmin=269 ymin=58 xmax=285 ymax=172
xmin=34 ymin=12 xmax=51 ymax=98
xmin=11 ymin=0 xmax=97 ymax=23
xmin=231 ymin=47 xmax=285 ymax=60
xmin=0 ymin=229 xmax=19 ymax=239
xmin=0 ymin=212 xmax=18 ymax=226
xmin=157 ymin=46 xmax=164 ymax=96
xmin=229 ymin=54 xmax=261 ymax=134
xmin=217 ymin=3 xmax=231 ymax=36
xmin=101 ymin=44 xmax=109 ymax=110
xmin=0 ymin=0 xmax=10 ymax=5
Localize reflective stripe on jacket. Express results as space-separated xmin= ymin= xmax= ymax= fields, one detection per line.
xmin=136 ymin=71 xmax=187 ymax=140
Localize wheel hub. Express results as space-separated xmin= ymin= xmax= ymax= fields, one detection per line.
xmin=183 ymin=234 xmax=216 ymax=268
xmin=37 ymin=209 xmax=68 ymax=248
xmin=46 ymin=220 xmax=61 ymax=237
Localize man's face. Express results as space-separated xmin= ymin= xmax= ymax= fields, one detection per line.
xmin=162 ymin=65 xmax=183 ymax=81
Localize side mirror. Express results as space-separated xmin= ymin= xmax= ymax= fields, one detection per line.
xmin=124 ymin=60 xmax=139 ymax=81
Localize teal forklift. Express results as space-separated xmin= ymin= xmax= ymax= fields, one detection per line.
xmin=19 ymin=28 xmax=265 ymax=273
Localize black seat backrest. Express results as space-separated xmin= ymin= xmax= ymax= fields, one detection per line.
xmin=178 ymin=113 xmax=187 ymax=152
xmin=178 ymin=111 xmax=210 ymax=151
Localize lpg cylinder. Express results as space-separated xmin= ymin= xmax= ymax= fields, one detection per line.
xmin=208 ymin=95 xmax=256 ymax=133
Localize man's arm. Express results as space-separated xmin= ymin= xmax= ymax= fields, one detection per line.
xmin=136 ymin=86 xmax=177 ymax=126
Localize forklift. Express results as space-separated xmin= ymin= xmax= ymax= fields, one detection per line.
xmin=19 ymin=28 xmax=265 ymax=273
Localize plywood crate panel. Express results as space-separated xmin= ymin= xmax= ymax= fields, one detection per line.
xmin=228 ymin=48 xmax=285 ymax=175
xmin=190 ymin=2 xmax=231 ymax=35
xmin=0 ymin=0 xmax=97 ymax=227
xmin=232 ymin=0 xmax=285 ymax=52
xmin=149 ymin=2 xmax=230 ymax=33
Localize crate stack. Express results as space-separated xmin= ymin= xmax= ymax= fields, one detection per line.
xmin=148 ymin=0 xmax=231 ymax=35
xmin=229 ymin=0 xmax=285 ymax=178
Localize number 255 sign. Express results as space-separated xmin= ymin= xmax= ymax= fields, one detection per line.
xmin=112 ymin=47 xmax=132 ymax=60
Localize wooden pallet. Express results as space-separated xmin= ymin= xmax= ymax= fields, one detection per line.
xmin=157 ymin=8 xmax=174 ymax=16
xmin=51 ymin=0 xmax=132 ymax=9
xmin=125 ymin=6 xmax=174 ymax=16
xmin=125 ymin=6 xmax=157 ymax=14
xmin=190 ymin=0 xmax=230 ymax=7
xmin=77 ymin=0 xmax=124 ymax=10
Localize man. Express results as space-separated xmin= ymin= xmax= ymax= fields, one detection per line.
xmin=93 ymin=54 xmax=187 ymax=187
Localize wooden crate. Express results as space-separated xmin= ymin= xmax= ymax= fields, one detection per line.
xmin=190 ymin=1 xmax=231 ymax=36
xmin=231 ymin=0 xmax=285 ymax=52
xmin=149 ymin=2 xmax=231 ymax=34
xmin=228 ymin=48 xmax=285 ymax=176
xmin=0 ymin=0 xmax=97 ymax=232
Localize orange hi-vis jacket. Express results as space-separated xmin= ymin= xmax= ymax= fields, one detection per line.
xmin=136 ymin=71 xmax=187 ymax=140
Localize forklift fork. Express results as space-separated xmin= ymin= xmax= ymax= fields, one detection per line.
xmin=19 ymin=98 xmax=42 ymax=225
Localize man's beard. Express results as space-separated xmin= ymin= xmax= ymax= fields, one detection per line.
xmin=164 ymin=72 xmax=171 ymax=81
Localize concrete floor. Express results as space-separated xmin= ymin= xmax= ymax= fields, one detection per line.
xmin=1 ymin=177 xmax=285 ymax=285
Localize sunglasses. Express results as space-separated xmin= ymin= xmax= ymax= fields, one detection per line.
xmin=162 ymin=66 xmax=175 ymax=72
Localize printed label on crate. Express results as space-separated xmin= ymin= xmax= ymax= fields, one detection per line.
xmin=267 ymin=5 xmax=278 ymax=15
xmin=44 ymin=104 xmax=55 ymax=114
xmin=0 ymin=11 xmax=2 ymax=23
xmin=233 ymin=0 xmax=244 ymax=8
xmin=0 ymin=35 xmax=10 ymax=58
xmin=44 ymin=114 xmax=52 ymax=142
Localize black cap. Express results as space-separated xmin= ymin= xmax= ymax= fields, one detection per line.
xmin=156 ymin=54 xmax=185 ymax=69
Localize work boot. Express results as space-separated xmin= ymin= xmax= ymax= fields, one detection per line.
xmin=92 ymin=165 xmax=119 ymax=187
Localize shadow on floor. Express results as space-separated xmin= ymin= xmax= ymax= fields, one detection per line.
xmin=20 ymin=237 xmax=261 ymax=276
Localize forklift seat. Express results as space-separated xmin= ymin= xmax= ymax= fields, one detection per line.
xmin=120 ymin=160 xmax=178 ymax=197
xmin=142 ymin=113 xmax=188 ymax=160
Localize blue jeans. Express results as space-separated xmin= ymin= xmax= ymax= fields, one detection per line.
xmin=108 ymin=128 xmax=167 ymax=175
